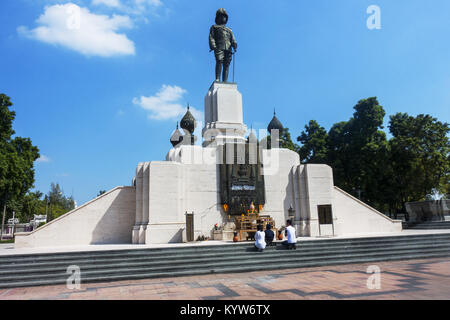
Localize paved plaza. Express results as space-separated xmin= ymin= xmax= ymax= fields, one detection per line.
xmin=1 ymin=257 xmax=449 ymax=300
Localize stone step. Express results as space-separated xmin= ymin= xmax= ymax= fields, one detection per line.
xmin=1 ymin=250 xmax=449 ymax=289
xmin=2 ymin=239 xmax=450 ymax=273
xmin=3 ymin=233 xmax=450 ymax=265
xmin=1 ymin=240 xmax=449 ymax=278
xmin=406 ymin=224 xmax=450 ymax=227
xmin=408 ymin=227 xmax=450 ymax=230
xmin=4 ymin=245 xmax=450 ymax=283
xmin=403 ymin=221 xmax=450 ymax=229
xmin=1 ymin=233 xmax=450 ymax=288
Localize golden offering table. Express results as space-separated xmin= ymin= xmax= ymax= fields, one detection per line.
xmin=234 ymin=215 xmax=278 ymax=241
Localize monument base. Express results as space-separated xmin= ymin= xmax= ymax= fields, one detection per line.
xmin=203 ymin=82 xmax=247 ymax=147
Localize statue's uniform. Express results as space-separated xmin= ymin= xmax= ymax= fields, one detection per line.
xmin=209 ymin=24 xmax=237 ymax=65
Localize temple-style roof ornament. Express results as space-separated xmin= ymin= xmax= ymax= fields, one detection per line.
xmin=170 ymin=122 xmax=183 ymax=147
xmin=267 ymin=109 xmax=284 ymax=134
xmin=248 ymin=125 xmax=258 ymax=143
xmin=180 ymin=104 xmax=197 ymax=135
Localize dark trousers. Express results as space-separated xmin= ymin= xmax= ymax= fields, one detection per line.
xmin=282 ymin=240 xmax=297 ymax=250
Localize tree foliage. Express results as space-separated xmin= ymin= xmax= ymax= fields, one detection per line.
xmin=9 ymin=191 xmax=46 ymax=223
xmin=296 ymin=97 xmax=450 ymax=214
xmin=387 ymin=113 xmax=450 ymax=210
xmin=97 ymin=190 xmax=106 ymax=197
xmin=297 ymin=120 xmax=328 ymax=164
xmin=0 ymin=94 xmax=40 ymax=223
xmin=46 ymin=183 xmax=75 ymax=221
xmin=279 ymin=128 xmax=300 ymax=152
xmin=262 ymin=128 xmax=300 ymax=152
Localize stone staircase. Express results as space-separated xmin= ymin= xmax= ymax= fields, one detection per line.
xmin=402 ymin=220 xmax=450 ymax=230
xmin=1 ymin=233 xmax=450 ymax=289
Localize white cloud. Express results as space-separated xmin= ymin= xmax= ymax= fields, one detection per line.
xmin=133 ymin=85 xmax=203 ymax=121
xmin=92 ymin=0 xmax=162 ymax=15
xmin=36 ymin=155 xmax=51 ymax=163
xmin=18 ymin=3 xmax=135 ymax=57
xmin=134 ymin=0 xmax=163 ymax=10
xmin=92 ymin=0 xmax=121 ymax=8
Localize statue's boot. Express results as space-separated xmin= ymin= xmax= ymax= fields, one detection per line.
xmin=222 ymin=63 xmax=230 ymax=82
xmin=215 ymin=63 xmax=222 ymax=82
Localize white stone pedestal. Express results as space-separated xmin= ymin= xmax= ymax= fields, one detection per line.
xmin=202 ymin=82 xmax=247 ymax=146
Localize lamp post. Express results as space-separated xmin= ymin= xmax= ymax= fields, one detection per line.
xmin=11 ymin=211 xmax=15 ymax=238
xmin=0 ymin=193 xmax=7 ymax=241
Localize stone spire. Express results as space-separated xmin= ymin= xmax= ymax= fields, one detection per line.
xmin=267 ymin=109 xmax=284 ymax=134
xmin=248 ymin=125 xmax=258 ymax=143
xmin=170 ymin=122 xmax=183 ymax=147
xmin=180 ymin=104 xmax=196 ymax=145
xmin=180 ymin=104 xmax=197 ymax=135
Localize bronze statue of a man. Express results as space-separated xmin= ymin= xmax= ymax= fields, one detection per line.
xmin=209 ymin=8 xmax=237 ymax=82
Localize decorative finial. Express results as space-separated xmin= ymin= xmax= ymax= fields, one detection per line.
xmin=187 ymin=103 xmax=190 ymax=111
xmin=176 ymin=121 xmax=179 ymax=129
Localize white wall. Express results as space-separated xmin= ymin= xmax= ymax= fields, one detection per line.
xmin=300 ymin=164 xmax=335 ymax=237
xmin=156 ymin=146 xmax=303 ymax=242
xmin=262 ymin=148 xmax=301 ymax=230
xmin=142 ymin=146 xmax=403 ymax=244
xmin=145 ymin=161 xmax=185 ymax=243
xmin=15 ymin=187 xmax=136 ymax=248
xmin=333 ymin=187 xmax=402 ymax=235
xmin=144 ymin=147 xmax=225 ymax=243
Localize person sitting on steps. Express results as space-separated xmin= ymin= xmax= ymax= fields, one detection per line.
xmin=282 ymin=219 xmax=297 ymax=250
xmin=254 ymin=224 xmax=266 ymax=252
xmin=264 ymin=224 xmax=275 ymax=246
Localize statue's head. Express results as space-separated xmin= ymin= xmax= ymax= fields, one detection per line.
xmin=215 ymin=8 xmax=228 ymax=25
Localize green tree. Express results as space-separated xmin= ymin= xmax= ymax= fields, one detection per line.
xmin=297 ymin=120 xmax=328 ymax=164
xmin=280 ymin=128 xmax=300 ymax=152
xmin=0 ymin=94 xmax=40 ymax=238
xmin=388 ymin=113 xmax=450 ymax=212
xmin=47 ymin=183 xmax=75 ymax=221
xmin=326 ymin=97 xmax=389 ymax=209
xmin=20 ymin=191 xmax=45 ymax=223
xmin=262 ymin=128 xmax=300 ymax=152
xmin=97 ymin=190 xmax=106 ymax=197
xmin=297 ymin=98 xmax=449 ymax=215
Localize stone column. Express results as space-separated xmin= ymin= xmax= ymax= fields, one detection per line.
xmin=303 ymin=164 xmax=334 ymax=237
xmin=291 ymin=166 xmax=302 ymax=237
xmin=139 ymin=162 xmax=150 ymax=244
xmin=132 ymin=163 xmax=144 ymax=244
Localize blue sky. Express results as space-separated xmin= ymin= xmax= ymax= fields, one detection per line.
xmin=1 ymin=0 xmax=449 ymax=206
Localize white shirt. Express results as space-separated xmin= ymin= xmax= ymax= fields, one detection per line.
xmin=255 ymin=231 xmax=266 ymax=249
xmin=286 ymin=225 xmax=296 ymax=243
